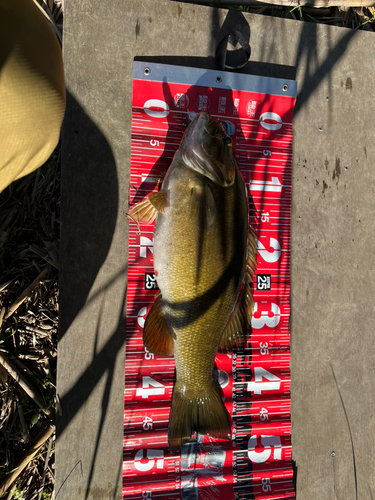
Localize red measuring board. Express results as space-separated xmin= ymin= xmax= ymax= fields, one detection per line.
xmin=124 ymin=62 xmax=297 ymax=500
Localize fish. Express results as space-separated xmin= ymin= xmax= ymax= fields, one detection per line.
xmin=128 ymin=111 xmax=257 ymax=452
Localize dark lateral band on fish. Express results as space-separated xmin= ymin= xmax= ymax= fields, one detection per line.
xmin=152 ymin=258 xmax=246 ymax=330
xmin=128 ymin=111 xmax=257 ymax=451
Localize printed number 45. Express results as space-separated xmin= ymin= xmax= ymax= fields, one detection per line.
xmin=143 ymin=416 xmax=153 ymax=430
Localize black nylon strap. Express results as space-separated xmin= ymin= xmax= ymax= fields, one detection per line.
xmin=215 ymin=29 xmax=251 ymax=70
xmin=214 ymin=10 xmax=251 ymax=71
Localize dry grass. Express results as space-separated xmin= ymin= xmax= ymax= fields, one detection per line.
xmin=0 ymin=1 xmax=374 ymax=499
xmin=0 ymin=2 xmax=62 ymax=495
xmin=230 ymin=2 xmax=375 ymax=29
xmin=252 ymin=2 xmax=375 ymax=31
xmin=0 ymin=148 xmax=60 ymax=500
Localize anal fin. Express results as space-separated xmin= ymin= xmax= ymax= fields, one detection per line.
xmin=143 ymin=294 xmax=175 ymax=356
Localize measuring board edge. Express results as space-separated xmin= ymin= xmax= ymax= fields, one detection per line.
xmin=133 ymin=61 xmax=297 ymax=98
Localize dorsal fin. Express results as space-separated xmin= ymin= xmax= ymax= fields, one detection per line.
xmin=218 ymin=224 xmax=257 ymax=352
xmin=218 ymin=283 xmax=253 ymax=352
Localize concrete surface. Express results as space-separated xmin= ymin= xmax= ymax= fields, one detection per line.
xmin=57 ymin=1 xmax=375 ymax=498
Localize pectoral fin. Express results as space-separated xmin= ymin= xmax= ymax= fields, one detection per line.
xmin=143 ymin=294 xmax=176 ymax=356
xmin=127 ymin=191 xmax=167 ymax=225
xmin=219 ymin=224 xmax=257 ymax=352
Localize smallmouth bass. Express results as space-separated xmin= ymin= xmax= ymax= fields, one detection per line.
xmin=128 ymin=112 xmax=257 ymax=451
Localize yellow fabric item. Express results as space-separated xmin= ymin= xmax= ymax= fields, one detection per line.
xmin=0 ymin=0 xmax=65 ymax=193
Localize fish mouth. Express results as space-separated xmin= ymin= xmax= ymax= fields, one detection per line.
xmin=180 ymin=113 xmax=236 ymax=187
xmin=202 ymin=117 xmax=235 ymax=186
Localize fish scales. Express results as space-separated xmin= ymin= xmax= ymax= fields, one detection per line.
xmin=154 ymin=164 xmax=247 ymax=387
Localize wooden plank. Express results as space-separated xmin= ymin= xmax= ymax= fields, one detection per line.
xmin=57 ymin=1 xmax=375 ymax=498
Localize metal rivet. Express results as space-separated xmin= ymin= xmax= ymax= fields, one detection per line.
xmin=318 ymin=125 xmax=323 ymax=132
xmin=144 ymin=67 xmax=150 ymax=76
xmin=282 ymin=84 xmax=289 ymax=92
xmin=216 ymin=76 xmax=222 ymax=83
xmin=331 ymin=451 xmax=335 ymax=457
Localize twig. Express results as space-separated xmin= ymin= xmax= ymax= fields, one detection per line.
xmin=0 ymin=206 xmax=18 ymax=232
xmin=29 ymin=244 xmax=59 ymax=270
xmin=54 ymin=460 xmax=82 ymax=499
xmin=180 ymin=0 xmax=375 ymax=8
xmin=331 ymin=364 xmax=358 ymax=500
xmin=6 ymin=353 xmax=41 ymax=383
xmin=37 ymin=436 xmax=54 ymax=500
xmin=0 ymin=280 xmax=14 ymax=293
xmin=4 ymin=266 xmax=51 ymax=320
xmin=31 ymin=168 xmax=41 ymax=206
xmin=0 ymin=425 xmax=55 ymax=496
xmin=6 ymin=486 xmax=15 ymax=500
xmin=0 ymin=351 xmax=52 ymax=417
xmin=17 ymin=402 xmax=29 ymax=443
xmin=0 ymin=307 xmax=6 ymax=332
xmin=25 ymin=324 xmax=54 ymax=335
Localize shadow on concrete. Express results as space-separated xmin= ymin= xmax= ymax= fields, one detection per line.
xmin=293 ymin=22 xmax=357 ymax=116
xmin=58 ymin=7 xmax=359 ymax=498
xmin=135 ymin=8 xmax=296 ymax=79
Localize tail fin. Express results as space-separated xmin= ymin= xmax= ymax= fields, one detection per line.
xmin=168 ymin=380 xmax=231 ymax=452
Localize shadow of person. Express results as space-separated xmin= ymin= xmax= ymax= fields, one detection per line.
xmin=57 ymin=91 xmax=126 ymax=498
xmin=59 ymin=91 xmax=120 ymax=341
